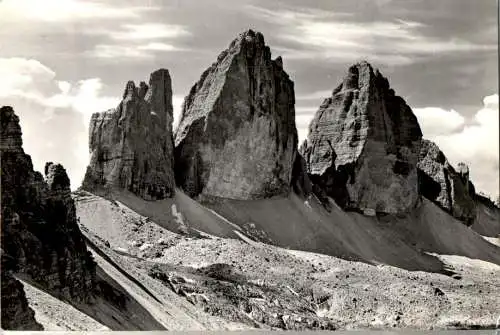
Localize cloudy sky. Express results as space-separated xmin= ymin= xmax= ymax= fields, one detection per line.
xmin=0 ymin=0 xmax=498 ymax=198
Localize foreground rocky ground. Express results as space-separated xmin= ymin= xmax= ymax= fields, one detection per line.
xmin=24 ymin=190 xmax=492 ymax=331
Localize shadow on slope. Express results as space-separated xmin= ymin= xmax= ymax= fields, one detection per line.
xmin=17 ymin=265 xmax=166 ymax=331
xmin=78 ymin=264 xmax=166 ymax=330
xmin=206 ymin=195 xmax=500 ymax=271
xmin=383 ymin=199 xmax=500 ymax=266
xmin=203 ymin=194 xmax=447 ymax=273
xmin=110 ymin=190 xmax=240 ymax=239
xmin=84 ymin=188 xmax=500 ymax=275
xmin=471 ymin=202 xmax=500 ymax=237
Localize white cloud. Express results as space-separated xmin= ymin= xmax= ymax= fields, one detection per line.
xmin=86 ymin=23 xmax=190 ymax=58
xmin=0 ymin=58 xmax=56 ymax=104
xmin=414 ymin=107 xmax=465 ymax=138
xmin=88 ymin=43 xmax=186 ymax=59
xmin=417 ymin=94 xmax=499 ymax=199
xmin=0 ymin=57 xmax=118 ymax=188
xmin=0 ymin=0 xmax=155 ymax=22
xmin=296 ymin=114 xmax=315 ymax=144
xmin=295 ymin=106 xmax=318 ymax=115
xmin=484 ymin=94 xmax=498 ymax=108
xmin=138 ymin=42 xmax=184 ymax=52
xmin=110 ymin=23 xmax=189 ymax=40
xmin=172 ymin=95 xmax=185 ymax=131
xmin=247 ymin=5 xmax=496 ymax=65
xmin=57 ymin=81 xmax=71 ymax=94
xmin=88 ymin=45 xmax=152 ymax=59
xmin=0 ymin=58 xmax=118 ymax=125
xmin=296 ymin=90 xmax=332 ymax=101
xmin=245 ymin=5 xmax=350 ymax=23
xmin=46 ymin=78 xmax=120 ymax=127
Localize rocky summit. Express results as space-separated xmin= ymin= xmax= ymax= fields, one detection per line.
xmin=300 ymin=61 xmax=422 ymax=214
xmin=174 ymin=29 xmax=298 ymax=200
xmin=82 ymin=69 xmax=175 ymax=200
xmin=1 ymin=106 xmax=96 ymax=329
xmin=417 ymin=139 xmax=476 ymax=225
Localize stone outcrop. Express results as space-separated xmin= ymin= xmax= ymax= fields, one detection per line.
xmin=82 ymin=69 xmax=175 ymax=200
xmin=174 ymin=29 xmax=297 ymax=200
xmin=1 ymin=106 xmax=96 ymax=329
xmin=300 ymin=61 xmax=422 ymax=214
xmin=1 ymin=249 xmax=43 ymax=330
xmin=417 ymin=139 xmax=476 ymax=225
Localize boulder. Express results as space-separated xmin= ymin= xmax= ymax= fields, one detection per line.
xmin=174 ymin=30 xmax=297 ymax=200
xmin=301 ymin=61 xmax=422 ymax=214
xmin=417 ymin=139 xmax=476 ymax=225
xmin=82 ymin=69 xmax=175 ymax=200
xmin=1 ymin=106 xmax=96 ymax=329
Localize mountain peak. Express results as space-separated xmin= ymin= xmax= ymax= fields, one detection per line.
xmin=174 ymin=30 xmax=297 ymax=200
xmin=82 ymin=69 xmax=175 ymax=200
xmin=301 ymin=62 xmax=422 ymax=214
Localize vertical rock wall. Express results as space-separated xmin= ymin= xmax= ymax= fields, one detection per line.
xmin=82 ymin=69 xmax=175 ymax=200
xmin=174 ymin=30 xmax=298 ymax=200
xmin=301 ymin=62 xmax=422 ymax=214
xmin=417 ymin=139 xmax=477 ymax=225
xmin=1 ymin=106 xmax=96 ymax=329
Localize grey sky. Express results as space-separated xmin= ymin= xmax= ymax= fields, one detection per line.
xmin=0 ymin=0 xmax=498 ymax=198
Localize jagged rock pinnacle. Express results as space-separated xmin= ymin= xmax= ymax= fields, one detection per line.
xmin=82 ymin=69 xmax=175 ymax=200
xmin=174 ymin=30 xmax=298 ymax=200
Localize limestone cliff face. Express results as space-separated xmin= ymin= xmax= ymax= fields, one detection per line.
xmin=1 ymin=106 xmax=96 ymax=329
xmin=417 ymin=139 xmax=476 ymax=225
xmin=82 ymin=69 xmax=175 ymax=200
xmin=174 ymin=30 xmax=298 ymax=200
xmin=301 ymin=62 xmax=422 ymax=214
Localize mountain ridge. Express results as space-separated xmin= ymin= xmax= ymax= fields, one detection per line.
xmin=1 ymin=30 xmax=499 ymax=331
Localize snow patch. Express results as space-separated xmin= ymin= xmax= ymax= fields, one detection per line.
xmin=182 ymin=277 xmax=196 ymax=284
xmin=186 ymin=262 xmax=212 ymax=269
xmin=482 ymin=235 xmax=500 ymax=247
xmin=139 ymin=243 xmax=153 ymax=251
xmin=248 ymin=278 xmax=266 ymax=287
xmin=127 ymin=240 xmax=141 ymax=247
xmin=208 ymin=208 xmax=243 ymax=231
xmin=192 ymin=228 xmax=216 ymax=239
xmin=172 ymin=204 xmax=188 ymax=233
xmin=171 ymin=204 xmax=185 ymax=225
xmin=233 ymin=230 xmax=258 ymax=245
xmin=363 ymin=208 xmax=376 ymax=216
